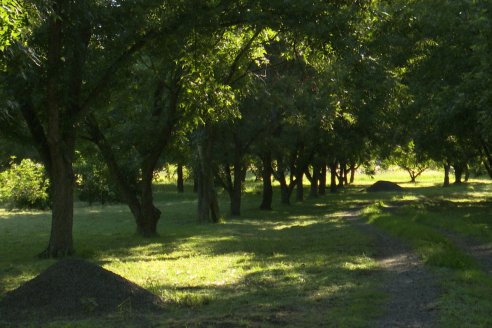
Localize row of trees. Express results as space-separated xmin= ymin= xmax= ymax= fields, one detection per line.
xmin=1 ymin=0 xmax=491 ymax=257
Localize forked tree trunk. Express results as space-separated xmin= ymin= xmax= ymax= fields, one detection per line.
xmin=259 ymin=153 xmax=273 ymax=210
xmin=177 ymin=163 xmax=184 ymax=193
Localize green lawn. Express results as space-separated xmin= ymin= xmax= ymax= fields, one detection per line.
xmin=1 ymin=170 xmax=492 ymax=327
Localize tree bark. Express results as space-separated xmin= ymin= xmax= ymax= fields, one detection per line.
xmin=454 ymin=164 xmax=463 ymax=184
xmin=443 ymin=163 xmax=450 ymax=187
xmin=349 ymin=163 xmax=357 ymax=184
xmin=259 ymin=153 xmax=273 ymax=210
xmin=308 ymin=164 xmax=319 ymax=198
xmin=137 ymin=161 xmax=161 ymax=236
xmin=338 ymin=162 xmax=346 ymax=188
xmin=318 ymin=163 xmax=326 ymax=195
xmin=41 ymin=149 xmax=76 ymax=258
xmin=295 ymin=170 xmax=304 ymax=202
xmin=39 ymin=10 xmax=76 ymax=258
xmin=277 ymin=171 xmax=293 ymax=205
xmin=197 ymin=132 xmax=220 ymax=223
xmin=177 ymin=163 xmax=184 ymax=193
xmin=330 ymin=162 xmax=338 ymax=193
xmin=193 ymin=170 xmax=198 ymax=193
xmin=230 ymin=159 xmax=245 ymax=216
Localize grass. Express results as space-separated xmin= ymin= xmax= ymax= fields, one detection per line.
xmin=1 ymin=169 xmax=492 ymax=327
xmin=363 ymin=176 xmax=492 ymax=327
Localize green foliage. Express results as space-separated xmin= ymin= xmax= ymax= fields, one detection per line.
xmin=386 ymin=141 xmax=435 ymax=182
xmin=0 ymin=157 xmax=49 ymax=210
xmin=0 ymin=0 xmax=27 ymax=51
xmin=74 ymin=152 xmax=121 ymax=205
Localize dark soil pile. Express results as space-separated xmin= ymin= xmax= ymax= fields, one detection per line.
xmin=0 ymin=258 xmax=165 ymax=321
xmin=367 ymin=180 xmax=403 ymax=192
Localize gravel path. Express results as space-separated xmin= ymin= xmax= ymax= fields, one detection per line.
xmin=341 ymin=210 xmax=440 ymax=328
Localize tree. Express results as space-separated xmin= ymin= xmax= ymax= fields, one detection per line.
xmin=1 ymin=0 xmax=181 ymax=256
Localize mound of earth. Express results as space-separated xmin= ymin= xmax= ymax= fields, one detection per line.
xmin=367 ymin=180 xmax=403 ymax=192
xmin=0 ymin=258 xmax=164 ymax=321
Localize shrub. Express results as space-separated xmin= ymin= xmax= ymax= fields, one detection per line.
xmin=0 ymin=158 xmax=50 ymax=210
xmin=74 ymin=153 xmax=122 ymax=205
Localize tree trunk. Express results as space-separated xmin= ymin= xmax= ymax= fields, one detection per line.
xmin=309 ymin=164 xmax=318 ymax=198
xmin=259 ymin=153 xmax=273 ymax=210
xmin=193 ymin=170 xmax=198 ymax=193
xmin=318 ymin=163 xmax=326 ymax=195
xmin=338 ymin=163 xmax=346 ymax=188
xmin=137 ymin=167 xmax=160 ymax=236
xmin=280 ymin=183 xmax=291 ymax=205
xmin=343 ymin=166 xmax=349 ymax=186
xmin=39 ymin=12 xmax=75 ymax=258
xmin=197 ymin=134 xmax=220 ymax=223
xmin=296 ymin=170 xmax=304 ymax=202
xmin=40 ymin=152 xmax=75 ymax=258
xmin=443 ymin=163 xmax=450 ymax=187
xmin=330 ymin=162 xmax=337 ymax=193
xmin=454 ymin=164 xmax=463 ymax=184
xmin=230 ymin=159 xmax=245 ymax=216
xmin=177 ymin=163 xmax=184 ymax=193
xmin=480 ymin=142 xmax=492 ymax=179
xmin=349 ymin=163 xmax=356 ymax=184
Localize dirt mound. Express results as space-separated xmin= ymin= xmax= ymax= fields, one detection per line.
xmin=367 ymin=180 xmax=403 ymax=192
xmin=0 ymin=258 xmax=165 ymax=321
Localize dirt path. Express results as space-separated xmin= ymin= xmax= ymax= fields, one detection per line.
xmin=341 ymin=210 xmax=440 ymax=328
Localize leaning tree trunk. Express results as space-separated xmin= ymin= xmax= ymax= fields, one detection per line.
xmin=197 ymin=135 xmax=220 ymax=223
xmin=259 ymin=153 xmax=273 ymax=210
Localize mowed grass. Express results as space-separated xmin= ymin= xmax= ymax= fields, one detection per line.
xmin=362 ymin=174 xmax=492 ymax=327
xmin=0 ymin=180 xmax=384 ymax=327
xmin=2 ymin=168 xmax=492 ymax=327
